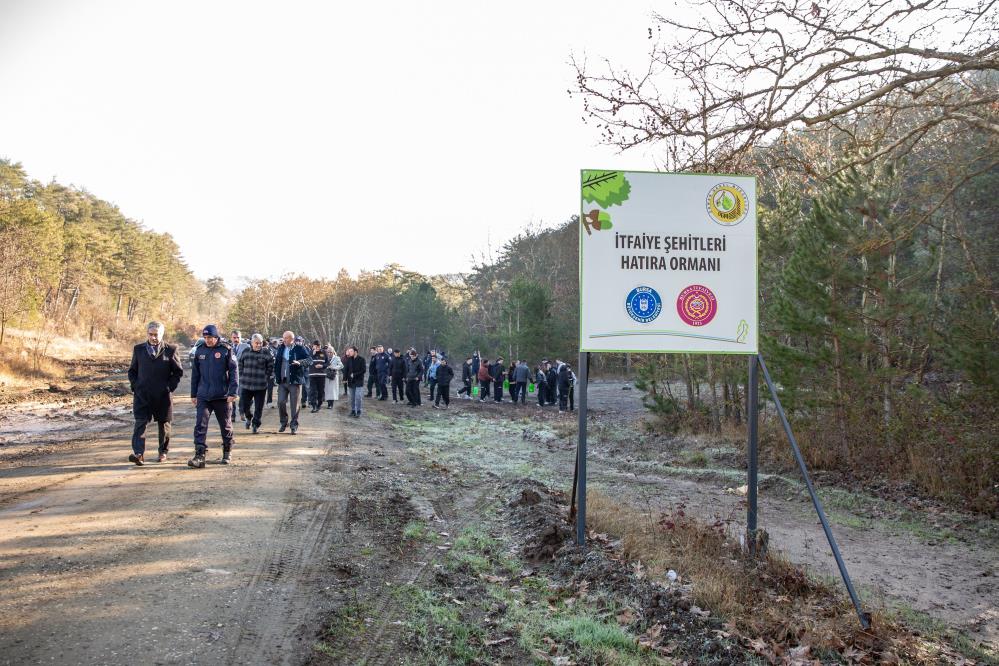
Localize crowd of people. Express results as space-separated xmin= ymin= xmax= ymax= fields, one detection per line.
xmin=126 ymin=322 xmax=578 ymax=469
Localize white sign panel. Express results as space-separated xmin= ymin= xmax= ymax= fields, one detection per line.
xmin=579 ymin=170 xmax=758 ymax=354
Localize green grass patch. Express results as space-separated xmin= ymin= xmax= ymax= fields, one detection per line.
xmin=402 ymin=520 xmax=441 ymax=544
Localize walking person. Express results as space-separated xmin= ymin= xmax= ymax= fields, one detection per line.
xmin=477 ymin=358 xmax=492 ymax=401
xmin=374 ymin=345 xmax=390 ymax=400
xmin=188 ymin=324 xmax=238 ymax=468
xmin=405 ymin=348 xmax=423 ymax=406
xmin=325 ymin=346 xmax=343 ymax=408
xmin=557 ymin=362 xmax=571 ymax=412
xmin=457 ymin=356 xmax=473 ymax=399
xmin=491 ymin=356 xmax=506 ymax=403
xmin=342 ymin=346 xmax=366 ymax=417
xmin=427 ymin=351 xmax=440 ymax=402
xmin=306 ymin=341 xmax=328 ymax=412
xmin=365 ymin=347 xmax=378 ymax=398
xmin=389 ymin=348 xmax=406 ymax=403
xmin=434 ymin=356 xmax=454 ymax=409
xmin=274 ymin=331 xmax=309 ymax=434
xmin=513 ymin=359 xmax=530 ymax=405
xmin=127 ymin=321 xmax=183 ymax=465
xmin=237 ymin=334 xmax=274 ymax=434
xmin=535 ymin=364 xmax=548 ymax=407
xmin=266 ymin=338 xmax=279 ymax=406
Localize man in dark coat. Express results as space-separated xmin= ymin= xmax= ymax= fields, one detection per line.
xmin=557 ymin=362 xmax=572 ymax=412
xmin=374 ymin=345 xmax=390 ymax=400
xmin=434 ymin=357 xmax=455 ymax=409
xmin=127 ymin=321 xmax=183 ymax=465
xmin=405 ymin=349 xmax=423 ymax=406
xmin=189 ymin=324 xmax=238 ymax=468
xmin=273 ymin=330 xmax=310 ymax=434
xmin=457 ymin=356 xmax=473 ymax=399
xmin=342 ymin=345 xmax=367 ymax=417
xmin=491 ymin=356 xmax=506 ymax=402
xmin=389 ymin=348 xmax=407 ymax=403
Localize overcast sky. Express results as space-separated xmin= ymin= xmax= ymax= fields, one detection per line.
xmin=0 ymin=1 xmax=676 ymax=286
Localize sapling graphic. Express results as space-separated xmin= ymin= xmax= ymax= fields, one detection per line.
xmin=736 ymin=319 xmax=749 ymax=343
xmin=581 ymin=170 xmax=631 ymax=235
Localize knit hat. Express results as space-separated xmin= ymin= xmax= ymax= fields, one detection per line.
xmin=202 ymin=324 xmax=220 ymax=338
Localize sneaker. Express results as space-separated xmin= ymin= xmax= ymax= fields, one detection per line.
xmin=188 ymin=454 xmax=206 ymax=469
xmin=433 ymin=404 xmax=439 ymax=409
xmin=157 ymin=452 xmax=168 ymax=463
xmin=252 ymin=425 xmax=259 ymax=434
xmin=128 ymin=453 xmax=145 ymax=466
xmin=244 ymin=419 xmax=251 ymax=430
xmin=221 ymin=452 xmax=232 ymax=465
xmin=353 ymin=412 xmax=361 ymax=418
xmin=279 ymin=424 xmax=287 ymax=433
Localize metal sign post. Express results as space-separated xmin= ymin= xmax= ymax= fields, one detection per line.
xmin=574 ymin=351 xmax=589 ymax=545
xmin=746 ymin=354 xmax=760 ymax=549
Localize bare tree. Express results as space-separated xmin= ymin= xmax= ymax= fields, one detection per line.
xmin=573 ymin=0 xmax=998 ymax=172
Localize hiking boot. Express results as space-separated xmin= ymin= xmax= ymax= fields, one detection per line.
xmin=279 ymin=424 xmax=287 ymax=433
xmin=157 ymin=452 xmax=168 ymax=463
xmin=244 ymin=419 xmax=251 ymax=429
xmin=128 ymin=453 xmax=145 ymax=466
xmin=251 ymin=425 xmax=259 ymax=434
xmin=221 ymin=451 xmax=232 ymax=465
xmin=188 ymin=454 xmax=206 ymax=469
xmin=290 ymin=427 xmax=297 ymax=435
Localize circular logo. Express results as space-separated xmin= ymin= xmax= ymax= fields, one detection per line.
xmin=706 ymin=183 xmax=748 ymax=226
xmin=676 ymin=285 xmax=717 ymax=326
xmin=626 ymin=286 xmax=663 ymax=323
xmin=214 ymin=351 xmax=222 ymax=359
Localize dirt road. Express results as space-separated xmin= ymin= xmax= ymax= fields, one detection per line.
xmin=0 ymin=378 xmax=353 ymax=665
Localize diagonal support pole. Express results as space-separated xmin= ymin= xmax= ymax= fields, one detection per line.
xmin=757 ymin=354 xmax=871 ymax=629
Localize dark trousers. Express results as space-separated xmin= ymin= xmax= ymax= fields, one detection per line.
xmin=406 ymin=379 xmax=421 ymax=405
xmin=428 ymin=377 xmax=437 ymax=401
xmin=240 ymin=388 xmax=266 ymax=427
xmin=377 ymin=374 xmax=388 ymax=399
xmin=514 ymin=381 xmax=527 ymax=404
xmin=494 ymin=380 xmax=504 ymax=402
xmin=458 ymin=380 xmax=471 ymax=396
xmin=277 ymin=383 xmax=301 ymax=429
xmin=309 ymin=377 xmax=325 ymax=408
xmin=435 ymin=383 xmax=451 ymax=406
xmin=194 ymin=398 xmax=234 ymax=454
xmin=479 ymin=379 xmax=491 ymax=400
xmin=569 ymin=386 xmax=575 ymax=411
xmin=366 ymin=372 xmax=377 ymax=397
xmin=559 ymin=390 xmax=569 ymax=411
xmin=266 ymin=381 xmax=274 ymax=404
xmin=538 ymin=384 xmax=547 ymax=406
xmin=391 ymin=377 xmax=404 ymax=401
xmin=132 ymin=418 xmax=170 ymax=456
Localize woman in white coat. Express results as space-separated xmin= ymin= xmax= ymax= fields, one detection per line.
xmin=324 ymin=346 xmax=343 ymax=408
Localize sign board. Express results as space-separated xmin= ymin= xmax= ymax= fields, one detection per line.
xmin=579 ymin=170 xmax=757 ymax=354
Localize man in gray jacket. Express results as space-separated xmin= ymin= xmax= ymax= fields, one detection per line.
xmin=512 ymin=360 xmax=531 ymax=405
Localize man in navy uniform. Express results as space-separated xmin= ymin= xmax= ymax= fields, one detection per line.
xmin=127 ymin=321 xmax=183 ymax=465
xmin=189 ymin=324 xmax=238 ymax=468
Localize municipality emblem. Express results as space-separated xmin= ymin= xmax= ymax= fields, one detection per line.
xmin=706 ymin=183 xmax=748 ymax=226
xmin=626 ymin=286 xmax=662 ymax=324
xmin=676 ymin=285 xmax=717 ymax=326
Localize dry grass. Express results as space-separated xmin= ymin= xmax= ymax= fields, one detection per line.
xmin=0 ymin=327 xmax=126 ymax=394
xmin=586 ymin=491 xmax=978 ymax=664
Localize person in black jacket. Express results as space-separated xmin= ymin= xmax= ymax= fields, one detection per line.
xmin=127 ymin=321 xmax=183 ymax=465
xmin=389 ymin=348 xmax=406 ymax=403
xmin=374 ymin=345 xmax=390 ymax=400
xmin=557 ymin=363 xmax=572 ymax=412
xmin=434 ymin=357 xmax=454 ymax=408
xmin=405 ymin=349 xmax=423 ymax=406
xmin=546 ymin=362 xmax=558 ymax=406
xmin=491 ymin=356 xmax=506 ymax=403
xmin=457 ymin=356 xmax=473 ymax=398
xmin=189 ymin=324 xmax=238 ymax=468
xmin=307 ymin=340 xmax=328 ymax=412
xmin=342 ymin=345 xmax=367 ymax=417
